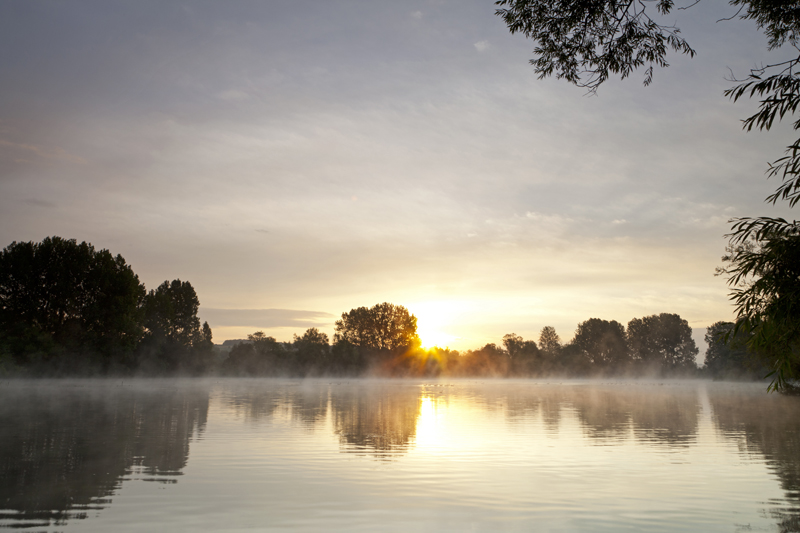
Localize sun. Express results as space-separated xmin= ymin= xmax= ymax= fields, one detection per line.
xmin=418 ymin=329 xmax=458 ymax=349
xmin=411 ymin=301 xmax=461 ymax=349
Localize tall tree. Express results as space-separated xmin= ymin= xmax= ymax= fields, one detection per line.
xmin=704 ymin=321 xmax=764 ymax=380
xmin=0 ymin=237 xmax=145 ymax=369
xmin=293 ymin=328 xmax=330 ymax=375
xmin=143 ymin=280 xmax=202 ymax=348
xmin=200 ymin=322 xmax=214 ymax=350
xmin=333 ymin=303 xmax=419 ymax=351
xmin=139 ymin=279 xmax=207 ymax=373
xmin=461 ymin=343 xmax=510 ymax=376
xmin=221 ymin=331 xmax=285 ymax=376
xmin=538 ymin=325 xmax=564 ymax=375
xmin=503 ymin=333 xmax=542 ymax=375
xmin=538 ymin=326 xmax=561 ymax=355
xmin=627 ymin=313 xmax=698 ymax=374
xmin=571 ymin=318 xmax=630 ymax=373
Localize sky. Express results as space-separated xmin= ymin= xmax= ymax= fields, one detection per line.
xmin=0 ymin=0 xmax=796 ymax=356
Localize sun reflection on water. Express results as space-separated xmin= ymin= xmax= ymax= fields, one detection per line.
xmin=415 ymin=395 xmax=445 ymax=449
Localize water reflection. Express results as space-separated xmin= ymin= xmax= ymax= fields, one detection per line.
xmin=457 ymin=381 xmax=701 ymax=446
xmin=570 ymin=383 xmax=700 ymax=446
xmin=329 ymin=382 xmax=420 ymax=458
xmin=2 ymin=379 xmax=800 ymax=532
xmin=0 ymin=380 xmax=208 ymax=529
xmin=218 ymin=380 xmax=421 ymax=458
xmin=220 ymin=380 xmax=329 ymax=425
xmin=709 ymin=384 xmax=800 ymax=531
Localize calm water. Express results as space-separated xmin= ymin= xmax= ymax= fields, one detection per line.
xmin=1 ymin=379 xmax=799 ymax=532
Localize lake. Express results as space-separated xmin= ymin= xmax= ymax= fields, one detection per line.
xmin=1 ymin=379 xmax=798 ymax=532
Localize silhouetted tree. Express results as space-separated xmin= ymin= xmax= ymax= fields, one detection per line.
xmin=538 ymin=326 xmax=562 ymax=373
xmin=503 ymin=333 xmax=542 ymax=375
xmin=571 ymin=318 xmax=630 ymax=375
xmin=143 ymin=280 xmax=201 ymax=346
xmin=703 ymin=321 xmax=765 ymax=381
xmin=559 ymin=343 xmax=591 ymax=376
xmin=538 ymin=326 xmax=560 ymax=353
xmin=293 ymin=328 xmax=330 ymax=375
xmin=334 ymin=303 xmax=419 ymax=350
xmin=460 ymin=343 xmax=509 ymax=376
xmin=221 ymin=331 xmax=286 ymax=376
xmin=495 ymin=0 xmax=695 ymax=93
xmin=0 ymin=237 xmax=145 ymax=371
xmin=495 ymin=0 xmax=800 ymax=391
xmin=139 ymin=279 xmax=208 ymax=373
xmin=627 ymin=313 xmax=698 ymax=375
xmin=185 ymin=321 xmax=216 ymax=375
xmin=329 ymin=339 xmax=366 ymax=375
xmin=717 ymin=222 xmax=800 ymax=391
xmin=333 ymin=303 xmax=420 ymax=374
xmin=200 ymin=321 xmax=213 ymax=350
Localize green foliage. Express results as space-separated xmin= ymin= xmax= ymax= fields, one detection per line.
xmin=200 ymin=321 xmax=214 ymax=350
xmin=137 ymin=279 xmax=211 ymax=374
xmin=0 ymin=237 xmax=145 ymax=370
xmin=537 ymin=326 xmax=561 ymax=355
xmin=503 ymin=333 xmax=542 ymax=375
xmin=143 ymin=280 xmax=202 ymax=347
xmin=293 ymin=328 xmax=330 ymax=374
xmin=334 ymin=303 xmax=419 ymax=351
xmin=494 ymin=0 xmax=695 ymax=92
xmin=571 ymin=318 xmax=630 ymax=373
xmin=726 ymin=68 xmax=800 ymax=207
xmin=560 ymin=342 xmax=591 ymax=376
xmin=703 ymin=321 xmax=765 ymax=380
xmin=0 ymin=237 xmax=217 ymax=375
xmin=729 ymin=0 xmax=800 ymax=51
xmin=221 ymin=331 xmax=286 ymax=376
xmin=718 ymin=218 xmax=800 ymax=390
xmin=329 ymin=339 xmax=366 ymax=375
xmin=718 ymin=7 xmax=800 ymax=388
xmin=460 ymin=343 xmax=510 ymax=377
xmin=495 ymin=0 xmax=800 ymax=391
xmin=627 ymin=313 xmax=698 ymax=374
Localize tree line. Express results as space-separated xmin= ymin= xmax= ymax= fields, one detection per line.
xmin=220 ymin=303 xmax=761 ymax=381
xmin=0 ymin=237 xmax=769 ymax=382
xmin=493 ymin=1 xmax=800 ymax=391
xmin=0 ymin=237 xmax=214 ymax=375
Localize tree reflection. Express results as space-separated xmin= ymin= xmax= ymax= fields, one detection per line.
xmin=220 ymin=379 xmax=329 ymax=426
xmin=709 ymin=385 xmax=800 ymax=531
xmin=218 ymin=380 xmax=423 ymax=459
xmin=503 ymin=382 xmax=700 ymax=446
xmin=328 ymin=382 xmax=421 ymax=458
xmin=572 ymin=384 xmax=700 ymax=446
xmin=0 ymin=381 xmax=208 ymax=529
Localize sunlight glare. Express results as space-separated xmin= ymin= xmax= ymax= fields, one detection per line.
xmin=411 ymin=301 xmax=461 ymax=348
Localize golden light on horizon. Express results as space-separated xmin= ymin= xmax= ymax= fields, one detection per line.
xmin=418 ymin=330 xmax=458 ymax=349
xmin=411 ymin=301 xmax=461 ymax=349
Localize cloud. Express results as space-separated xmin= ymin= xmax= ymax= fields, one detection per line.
xmin=24 ymin=198 xmax=57 ymax=208
xmin=0 ymin=0 xmax=781 ymax=345
xmin=0 ymin=139 xmax=85 ymax=164
xmin=198 ymin=308 xmax=336 ymax=328
xmin=217 ymin=89 xmax=249 ymax=101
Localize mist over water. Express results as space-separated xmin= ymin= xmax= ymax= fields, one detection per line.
xmin=1 ymin=379 xmax=798 ymax=532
